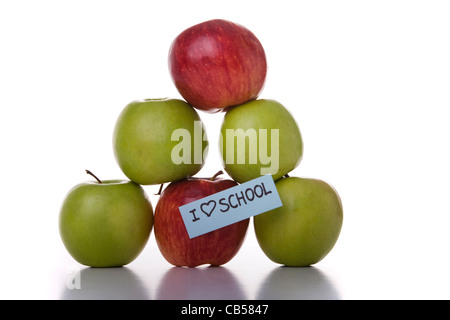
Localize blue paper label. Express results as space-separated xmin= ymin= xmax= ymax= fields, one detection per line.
xmin=178 ymin=175 xmax=283 ymax=239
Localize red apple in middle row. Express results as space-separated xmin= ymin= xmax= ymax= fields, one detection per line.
xmin=168 ymin=19 xmax=267 ymax=113
xmin=154 ymin=172 xmax=249 ymax=267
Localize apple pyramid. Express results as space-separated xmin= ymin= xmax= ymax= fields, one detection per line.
xmin=60 ymin=18 xmax=342 ymax=269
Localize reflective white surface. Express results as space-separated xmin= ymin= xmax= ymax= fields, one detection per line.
xmin=7 ymin=221 xmax=450 ymax=300
xmin=54 ymin=230 xmax=344 ymax=300
xmin=1 ymin=1 xmax=450 ymax=300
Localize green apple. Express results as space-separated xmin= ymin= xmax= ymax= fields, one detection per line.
xmin=59 ymin=171 xmax=153 ymax=267
xmin=220 ymin=99 xmax=303 ymax=183
xmin=254 ymin=177 xmax=343 ymax=267
xmin=113 ymin=98 xmax=208 ymax=185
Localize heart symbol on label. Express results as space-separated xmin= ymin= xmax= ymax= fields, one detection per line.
xmin=200 ymin=200 xmax=216 ymax=217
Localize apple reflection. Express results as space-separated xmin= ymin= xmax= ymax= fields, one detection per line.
xmin=156 ymin=266 xmax=247 ymax=300
xmin=256 ymin=266 xmax=340 ymax=300
xmin=61 ymin=267 xmax=150 ymax=300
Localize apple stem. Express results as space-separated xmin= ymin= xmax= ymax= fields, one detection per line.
xmin=85 ymin=170 xmax=102 ymax=184
xmin=155 ymin=183 xmax=164 ymax=196
xmin=211 ymin=170 xmax=224 ymax=181
xmin=284 ymin=173 xmax=290 ymax=178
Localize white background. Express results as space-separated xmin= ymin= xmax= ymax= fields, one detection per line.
xmin=1 ymin=0 xmax=450 ymax=300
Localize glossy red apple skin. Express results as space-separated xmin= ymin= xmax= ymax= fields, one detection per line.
xmin=168 ymin=19 xmax=267 ymax=113
xmin=154 ymin=176 xmax=249 ymax=267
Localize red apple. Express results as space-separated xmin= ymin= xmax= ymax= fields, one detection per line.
xmin=168 ymin=19 xmax=267 ymax=113
xmin=154 ymin=172 xmax=249 ymax=267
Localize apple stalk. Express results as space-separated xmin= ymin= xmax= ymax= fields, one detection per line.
xmin=210 ymin=170 xmax=224 ymax=181
xmin=85 ymin=170 xmax=102 ymax=184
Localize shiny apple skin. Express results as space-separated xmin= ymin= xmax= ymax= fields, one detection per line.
xmin=59 ymin=180 xmax=153 ymax=268
xmin=154 ymin=177 xmax=249 ymax=267
xmin=169 ymin=19 xmax=267 ymax=113
xmin=254 ymin=177 xmax=343 ymax=267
